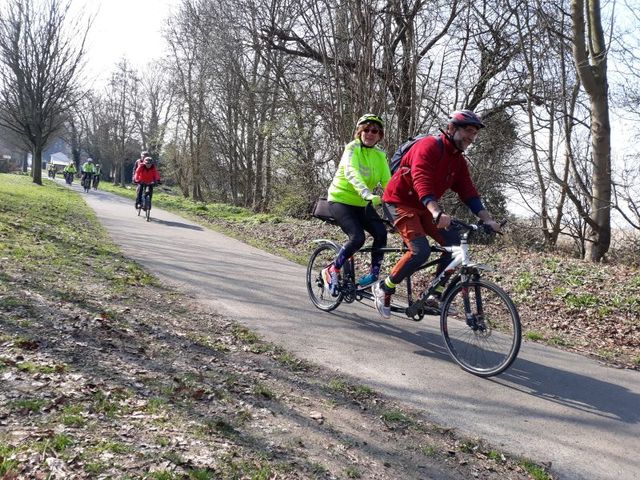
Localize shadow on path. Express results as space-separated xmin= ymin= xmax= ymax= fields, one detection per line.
xmin=326 ymin=305 xmax=639 ymax=425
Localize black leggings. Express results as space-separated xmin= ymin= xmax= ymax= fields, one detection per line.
xmin=136 ymin=184 xmax=154 ymax=205
xmin=328 ymin=201 xmax=387 ymax=270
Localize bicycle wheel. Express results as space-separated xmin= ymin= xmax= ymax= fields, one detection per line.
xmin=142 ymin=193 xmax=151 ymax=222
xmin=440 ymin=279 xmax=521 ymax=377
xmin=306 ymin=243 xmax=342 ymax=311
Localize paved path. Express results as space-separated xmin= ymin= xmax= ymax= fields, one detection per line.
xmin=78 ymin=185 xmax=639 ymax=480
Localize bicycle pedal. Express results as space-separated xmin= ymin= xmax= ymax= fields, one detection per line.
xmin=356 ymin=284 xmax=373 ymax=292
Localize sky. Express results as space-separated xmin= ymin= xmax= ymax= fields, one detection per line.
xmin=78 ymin=0 xmax=179 ymax=86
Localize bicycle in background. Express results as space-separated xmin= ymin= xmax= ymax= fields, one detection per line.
xmin=306 ymin=218 xmax=521 ymax=377
xmin=81 ymin=174 xmax=91 ymax=193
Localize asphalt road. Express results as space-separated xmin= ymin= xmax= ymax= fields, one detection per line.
xmin=76 ymin=183 xmax=639 ymax=480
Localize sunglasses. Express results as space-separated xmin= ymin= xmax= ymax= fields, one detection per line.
xmin=362 ymin=127 xmax=381 ymax=134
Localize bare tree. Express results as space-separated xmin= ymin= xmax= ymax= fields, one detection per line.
xmin=571 ymin=0 xmax=612 ymax=261
xmin=165 ymin=0 xmax=218 ymax=202
xmin=107 ymin=60 xmax=140 ymax=185
xmin=612 ymin=154 xmax=640 ymax=230
xmin=0 ymin=0 xmax=88 ymax=185
xmin=134 ymin=63 xmax=175 ymax=160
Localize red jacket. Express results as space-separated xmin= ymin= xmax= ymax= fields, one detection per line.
xmin=134 ymin=164 xmax=161 ymax=185
xmin=382 ymin=134 xmax=480 ymax=209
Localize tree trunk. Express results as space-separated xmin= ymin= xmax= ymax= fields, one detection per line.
xmin=32 ymin=146 xmax=43 ymax=185
xmin=586 ymin=95 xmax=611 ymax=261
xmin=571 ymin=0 xmax=611 ymax=262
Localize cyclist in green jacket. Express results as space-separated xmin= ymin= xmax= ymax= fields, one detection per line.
xmin=63 ymin=162 xmax=77 ymax=174
xmin=321 ymin=113 xmax=391 ymax=296
xmin=80 ymin=158 xmax=96 ymax=186
xmin=62 ymin=162 xmax=77 ymax=184
xmin=92 ymin=163 xmax=102 ymax=189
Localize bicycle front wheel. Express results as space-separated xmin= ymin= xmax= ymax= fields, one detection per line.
xmin=306 ymin=243 xmax=342 ymax=311
xmin=440 ymin=279 xmax=521 ymax=377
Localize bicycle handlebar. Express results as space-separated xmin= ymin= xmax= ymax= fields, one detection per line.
xmin=449 ymin=218 xmax=506 ymax=235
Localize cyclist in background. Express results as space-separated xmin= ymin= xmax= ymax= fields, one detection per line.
xmin=80 ymin=158 xmax=96 ymax=186
xmin=133 ymin=156 xmax=161 ymax=209
xmin=321 ymin=113 xmax=391 ymax=296
xmin=133 ymin=150 xmax=150 ymax=174
xmin=93 ymin=163 xmax=102 ymax=189
xmin=373 ymin=110 xmax=501 ymax=319
xmin=62 ymin=161 xmax=77 ymax=183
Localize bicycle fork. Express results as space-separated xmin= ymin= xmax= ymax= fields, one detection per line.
xmin=457 ymin=275 xmax=488 ymax=332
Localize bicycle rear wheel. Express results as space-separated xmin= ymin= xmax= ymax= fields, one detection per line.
xmin=306 ymin=243 xmax=343 ymax=311
xmin=440 ymin=279 xmax=521 ymax=377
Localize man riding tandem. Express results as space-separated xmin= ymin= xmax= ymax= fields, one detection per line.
xmin=372 ymin=109 xmax=502 ymax=319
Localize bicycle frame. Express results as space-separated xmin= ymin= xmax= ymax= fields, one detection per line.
xmin=312 ymin=222 xmax=493 ymax=319
xmin=307 ymin=219 xmax=521 ymax=376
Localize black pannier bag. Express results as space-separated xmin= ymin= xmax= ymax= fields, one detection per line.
xmin=311 ymin=197 xmax=336 ymax=223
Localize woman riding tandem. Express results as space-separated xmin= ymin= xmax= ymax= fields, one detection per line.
xmin=321 ymin=113 xmax=391 ymax=295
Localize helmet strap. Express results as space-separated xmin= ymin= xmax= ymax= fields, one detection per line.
xmin=441 ymin=127 xmax=464 ymax=152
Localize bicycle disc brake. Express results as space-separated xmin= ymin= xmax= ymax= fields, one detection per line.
xmin=467 ymin=314 xmax=490 ymax=336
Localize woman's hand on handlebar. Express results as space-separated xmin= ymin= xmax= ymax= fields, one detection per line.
xmin=366 ymin=194 xmax=382 ymax=206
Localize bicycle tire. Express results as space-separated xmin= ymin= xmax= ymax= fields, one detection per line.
xmin=440 ymin=279 xmax=521 ymax=377
xmin=306 ymin=243 xmax=343 ymax=311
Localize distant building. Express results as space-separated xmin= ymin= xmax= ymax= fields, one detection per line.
xmin=0 ymin=139 xmax=25 ymax=173
xmin=48 ymin=152 xmax=70 ymax=167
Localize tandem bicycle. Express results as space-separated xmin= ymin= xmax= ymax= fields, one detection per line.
xmin=306 ymin=217 xmax=521 ymax=377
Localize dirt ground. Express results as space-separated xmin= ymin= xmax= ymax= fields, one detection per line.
xmin=1 ymin=271 xmax=545 ymax=479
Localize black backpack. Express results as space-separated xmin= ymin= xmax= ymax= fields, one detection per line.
xmin=389 ymin=133 xmax=444 ymax=175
